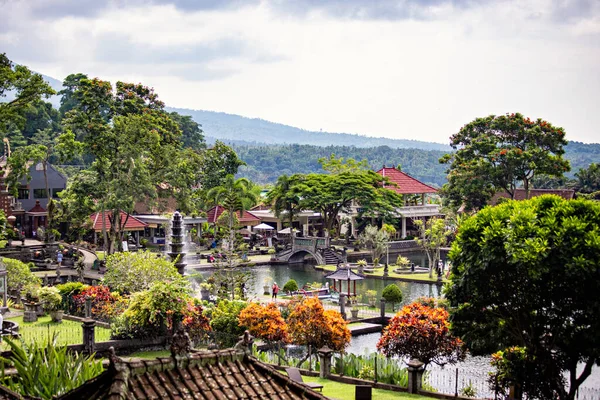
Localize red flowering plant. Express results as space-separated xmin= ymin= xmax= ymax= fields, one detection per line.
xmin=377 ymin=302 xmax=465 ymax=371
xmin=72 ymin=285 xmax=127 ymax=322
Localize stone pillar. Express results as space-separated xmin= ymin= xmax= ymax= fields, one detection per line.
xmin=401 ymin=217 xmax=407 ymax=239
xmin=380 ymin=298 xmax=386 ymax=323
xmin=85 ymin=297 xmax=92 ymax=318
xmin=406 ymin=359 xmax=425 ymax=394
xmin=82 ymin=319 xmax=96 ymax=354
xmin=317 ymin=346 xmax=333 ymax=378
xmin=339 ymin=293 xmax=347 ymax=320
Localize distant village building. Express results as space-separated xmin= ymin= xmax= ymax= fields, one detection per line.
xmin=0 ymin=159 xmax=67 ymax=237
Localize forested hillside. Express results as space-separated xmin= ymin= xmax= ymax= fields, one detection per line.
xmin=230 ymin=143 xmax=449 ymax=187
xmin=168 ymin=107 xmax=451 ymax=151
xmin=221 ymin=140 xmax=600 ymax=186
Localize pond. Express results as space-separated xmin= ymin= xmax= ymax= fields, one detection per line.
xmin=192 ymin=250 xmax=441 ymax=304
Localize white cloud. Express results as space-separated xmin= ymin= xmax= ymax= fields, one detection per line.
xmin=1 ymin=0 xmax=599 ymax=143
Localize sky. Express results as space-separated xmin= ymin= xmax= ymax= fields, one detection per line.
xmin=1 ymin=0 xmax=599 ymax=144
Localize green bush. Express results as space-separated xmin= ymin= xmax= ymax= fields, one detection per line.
xmin=282 ymin=279 xmax=298 ymax=293
xmin=382 ymin=284 xmax=403 ymax=310
xmin=38 ymin=287 xmax=62 ymax=312
xmin=55 ymin=282 xmax=88 ymax=297
xmin=3 ymin=257 xmax=41 ymax=294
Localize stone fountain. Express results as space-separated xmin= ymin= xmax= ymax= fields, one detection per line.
xmin=168 ymin=211 xmax=187 ymax=275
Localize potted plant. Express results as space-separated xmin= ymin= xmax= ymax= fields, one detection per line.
xmin=350 ymin=304 xmax=360 ymax=320
xmin=267 ymin=247 xmax=277 ymax=261
xmin=39 ymin=286 xmax=63 ymax=322
xmin=23 ymin=284 xmax=41 ymax=322
xmin=366 ymin=290 xmax=378 ymax=307
xmin=199 ymin=282 xmax=212 ymax=301
xmin=396 ymin=255 xmax=410 ymax=270
xmin=263 ymin=277 xmax=272 ymax=295
xmin=356 ymin=259 xmax=367 ymax=274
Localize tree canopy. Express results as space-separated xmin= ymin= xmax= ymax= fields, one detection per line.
xmin=0 ymin=53 xmax=55 ymax=135
xmin=440 ymin=113 xmax=570 ymax=211
xmin=446 ymin=195 xmax=600 ymax=399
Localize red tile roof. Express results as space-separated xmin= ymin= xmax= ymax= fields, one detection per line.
xmin=206 ymin=205 xmax=261 ymax=225
xmin=59 ymin=348 xmax=327 ymax=400
xmin=490 ymin=188 xmax=575 ymax=205
xmin=90 ymin=210 xmax=148 ymax=232
xmin=377 ymin=167 xmax=438 ymax=194
xmin=28 ymin=200 xmax=46 ymax=213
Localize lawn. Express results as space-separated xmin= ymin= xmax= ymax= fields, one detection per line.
xmin=318 ymin=265 xmax=448 ymax=284
xmin=301 ymin=376 xmax=431 ymax=400
xmin=127 ymin=350 xmax=171 ymax=359
xmin=4 ymin=316 xmax=112 ymax=350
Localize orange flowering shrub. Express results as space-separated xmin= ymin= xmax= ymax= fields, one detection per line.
xmin=377 ymin=302 xmax=465 ymax=369
xmin=287 ymin=296 xmax=350 ymax=351
xmin=238 ymin=302 xmax=289 ymax=343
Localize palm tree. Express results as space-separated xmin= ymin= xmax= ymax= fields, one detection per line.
xmin=207 ymin=174 xmax=256 ymax=260
xmin=266 ymin=174 xmax=301 ymax=234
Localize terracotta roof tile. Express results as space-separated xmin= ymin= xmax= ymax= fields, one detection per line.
xmin=90 ymin=210 xmax=148 ymax=232
xmin=377 ymin=167 xmax=438 ymax=194
xmin=59 ymin=348 xmax=326 ymax=400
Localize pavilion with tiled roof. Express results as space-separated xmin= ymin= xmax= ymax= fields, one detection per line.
xmin=89 ymin=211 xmax=148 ymax=247
xmin=373 ymin=166 xmax=441 ymax=238
xmin=206 ymin=205 xmax=261 ymax=227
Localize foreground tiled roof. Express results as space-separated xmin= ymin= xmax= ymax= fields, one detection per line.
xmin=90 ymin=210 xmax=148 ymax=232
xmin=59 ymin=348 xmax=327 ymax=400
xmin=207 ymin=205 xmax=261 ymax=225
xmin=490 ymin=188 xmax=575 ymax=205
xmin=377 ymin=167 xmax=438 ymax=195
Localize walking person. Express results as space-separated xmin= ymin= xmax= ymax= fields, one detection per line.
xmin=272 ymin=282 xmax=279 ymax=301
xmin=56 ymin=250 xmax=63 ymax=267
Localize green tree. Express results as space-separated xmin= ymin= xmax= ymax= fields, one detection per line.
xmin=414 ymin=216 xmax=450 ymax=278
xmin=381 ymin=284 xmax=403 ymax=311
xmin=3 ymin=257 xmax=41 ymax=296
xmin=574 ymin=163 xmax=600 ymax=194
xmin=102 ymin=250 xmax=182 ymax=294
xmin=318 ymin=153 xmax=369 ymax=174
xmin=289 ymin=171 xmax=402 ymax=237
xmin=60 ymin=78 xmax=186 ymax=253
xmin=440 ymin=113 xmax=570 ymax=211
xmin=446 ymin=195 xmax=600 ymax=399
xmin=168 ymin=111 xmax=206 ymax=151
xmin=53 ymin=170 xmax=96 ymax=242
xmin=207 ymin=174 xmax=256 ymax=264
xmin=58 ymin=73 xmax=88 ymax=116
xmin=0 ymin=53 xmax=55 ymax=135
xmin=199 ymin=141 xmax=245 ymax=192
xmin=266 ymin=174 xmax=302 ymax=230
xmin=358 ymin=225 xmax=389 ymax=263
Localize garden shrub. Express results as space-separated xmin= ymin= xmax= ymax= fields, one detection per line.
xmin=282 ymin=279 xmax=298 ymax=294
xmin=381 ymin=284 xmax=403 ymax=310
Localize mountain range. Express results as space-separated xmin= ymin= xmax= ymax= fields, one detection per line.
xmin=7 ymin=73 xmax=599 ymax=186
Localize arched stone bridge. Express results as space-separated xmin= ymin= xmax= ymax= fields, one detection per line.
xmin=277 ymin=237 xmax=337 ymax=265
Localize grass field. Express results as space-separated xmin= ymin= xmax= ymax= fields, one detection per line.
xmin=4 ymin=316 xmax=112 ymax=350
xmin=300 ymin=376 xmax=430 ymax=399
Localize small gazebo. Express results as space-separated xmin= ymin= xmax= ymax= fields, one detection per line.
xmin=325 ymin=267 xmax=364 ymax=299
